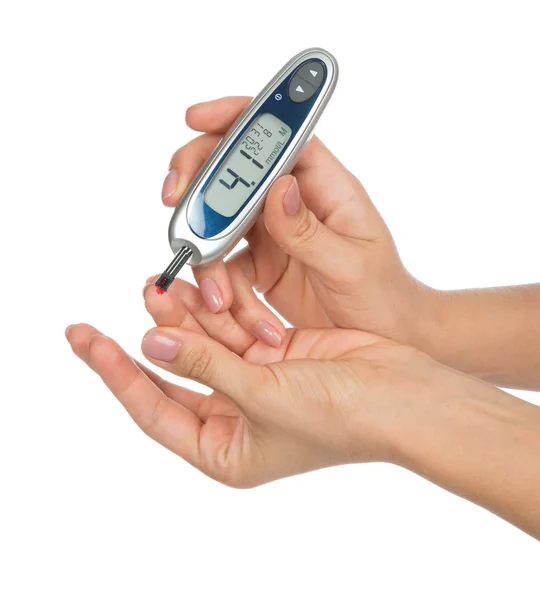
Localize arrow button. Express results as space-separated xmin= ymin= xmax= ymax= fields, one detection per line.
xmin=288 ymin=61 xmax=325 ymax=103
xmin=297 ymin=61 xmax=325 ymax=90
xmin=288 ymin=75 xmax=315 ymax=102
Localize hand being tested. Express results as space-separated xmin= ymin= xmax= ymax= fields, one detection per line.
xmin=67 ymin=285 xmax=540 ymax=537
xmin=67 ymin=321 xmax=406 ymax=488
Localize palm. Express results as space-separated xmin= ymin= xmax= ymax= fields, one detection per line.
xmin=164 ymin=323 xmax=373 ymax=422
xmin=141 ymin=278 xmax=387 ymax=482
xmin=151 ymin=326 xmax=382 ymax=482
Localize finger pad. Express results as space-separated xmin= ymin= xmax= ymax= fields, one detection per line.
xmin=88 ymin=335 xmax=140 ymax=395
xmin=67 ymin=323 xmax=102 ymax=360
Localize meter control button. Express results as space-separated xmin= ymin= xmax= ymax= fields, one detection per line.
xmin=287 ymin=61 xmax=325 ymax=103
xmin=297 ymin=62 xmax=325 ymax=89
xmin=288 ymin=76 xmax=316 ymax=102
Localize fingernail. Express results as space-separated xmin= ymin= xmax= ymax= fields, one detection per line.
xmin=65 ymin=324 xmax=73 ymax=338
xmin=199 ymin=278 xmax=223 ymax=313
xmin=283 ymin=177 xmax=301 ymax=216
xmin=162 ymin=170 xmax=179 ymax=202
xmin=254 ymin=321 xmax=282 ymax=348
xmin=142 ymin=331 xmax=181 ymax=362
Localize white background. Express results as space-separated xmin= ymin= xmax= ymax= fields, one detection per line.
xmin=1 ymin=1 xmax=539 ymax=598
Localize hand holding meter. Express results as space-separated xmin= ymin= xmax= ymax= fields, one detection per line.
xmin=156 ymin=48 xmax=338 ymax=293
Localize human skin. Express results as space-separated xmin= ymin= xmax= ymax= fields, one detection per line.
xmin=160 ymin=96 xmax=540 ymax=391
xmin=64 ymin=96 xmax=540 ymax=541
xmin=66 ymin=297 xmax=540 ymax=539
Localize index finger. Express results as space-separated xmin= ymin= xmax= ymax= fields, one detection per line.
xmin=67 ymin=326 xmax=204 ymax=467
xmin=186 ymin=96 xmax=252 ymax=134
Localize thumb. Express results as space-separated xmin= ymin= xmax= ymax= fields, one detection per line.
xmin=141 ymin=327 xmax=262 ymax=402
xmin=263 ymin=176 xmax=352 ymax=280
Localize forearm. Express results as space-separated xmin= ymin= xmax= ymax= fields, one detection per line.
xmin=391 ymin=374 xmax=540 ymax=539
xmin=417 ymin=284 xmax=540 ymax=390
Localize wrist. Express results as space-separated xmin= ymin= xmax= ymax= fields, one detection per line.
xmin=385 ymin=373 xmax=540 ymax=538
xmin=405 ymin=281 xmax=456 ymax=363
xmin=381 ymin=367 xmax=490 ymax=470
xmin=346 ymin=346 xmax=477 ymax=466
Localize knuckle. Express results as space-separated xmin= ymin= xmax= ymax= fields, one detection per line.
xmin=218 ymin=314 xmax=240 ymax=337
xmin=184 ymin=346 xmax=213 ymax=381
xmin=292 ymin=210 xmax=320 ymax=247
xmin=229 ymin=295 xmax=250 ymax=321
xmin=262 ymin=362 xmax=285 ymax=389
xmin=169 ymin=146 xmax=185 ymax=170
xmin=253 ymin=364 xmax=286 ymax=410
xmin=227 ymin=261 xmax=248 ymax=284
xmin=169 ymin=134 xmax=203 ymax=169
xmin=141 ymin=393 xmax=168 ymax=435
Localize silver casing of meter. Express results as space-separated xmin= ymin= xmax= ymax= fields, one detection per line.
xmin=168 ymin=47 xmax=339 ymax=266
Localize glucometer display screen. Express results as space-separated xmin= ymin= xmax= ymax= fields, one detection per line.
xmin=204 ymin=113 xmax=292 ymax=217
